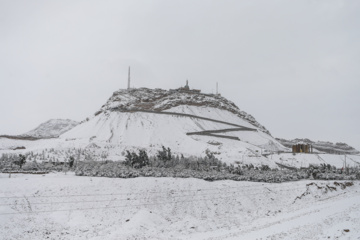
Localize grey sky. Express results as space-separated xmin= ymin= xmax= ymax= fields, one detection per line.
xmin=1 ymin=0 xmax=359 ymax=150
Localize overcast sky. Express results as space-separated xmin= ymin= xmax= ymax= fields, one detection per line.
xmin=1 ymin=0 xmax=359 ymax=150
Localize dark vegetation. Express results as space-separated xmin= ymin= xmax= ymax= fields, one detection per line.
xmin=124 ymin=150 xmax=149 ymax=168
xmin=1 ymin=147 xmax=360 ymax=182
xmin=13 ymin=154 xmax=26 ymax=169
xmin=0 ymin=153 xmax=75 ymax=174
xmin=71 ymin=148 xmax=360 ymax=182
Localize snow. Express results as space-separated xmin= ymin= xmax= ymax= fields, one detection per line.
xmin=164 ymin=105 xmax=255 ymax=128
xmin=1 ymin=173 xmax=359 ymax=239
xmin=0 ymin=88 xmax=355 ymax=169
xmin=22 ymin=119 xmax=79 ymax=138
xmin=271 ymin=153 xmax=360 ymax=168
xmin=277 ymin=138 xmax=360 ymax=155
xmin=1 ymin=108 xmax=357 ymax=168
xmin=58 ymin=110 xmax=285 ymax=165
xmin=1 ymin=87 xmax=359 ymax=240
xmin=100 ymin=88 xmax=271 ymax=135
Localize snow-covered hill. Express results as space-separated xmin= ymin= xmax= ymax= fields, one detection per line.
xmin=98 ymin=88 xmax=271 ymax=135
xmin=276 ymin=138 xmax=360 ymax=155
xmin=21 ymin=119 xmax=79 ymax=138
xmin=57 ymin=87 xmax=287 ymax=164
xmin=1 ymin=87 xmax=357 ymax=169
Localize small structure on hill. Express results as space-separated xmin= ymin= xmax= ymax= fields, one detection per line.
xmin=292 ymin=143 xmax=313 ymax=153
xmin=216 ymin=82 xmax=221 ymax=96
xmin=174 ymin=80 xmax=201 ymax=93
xmin=127 ymin=66 xmax=131 ymax=89
xmin=183 ymin=80 xmax=190 ymax=90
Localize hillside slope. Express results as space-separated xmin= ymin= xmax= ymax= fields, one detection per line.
xmin=58 ymin=88 xmax=287 ymax=164
xmin=6 ymin=87 xmax=358 ymax=169
xmin=22 ymin=119 xmax=79 ymax=138
xmin=98 ymin=88 xmax=271 ymax=135
xmin=1 ymin=87 xmax=289 ymax=166
xmin=2 ymin=87 xmax=357 ymax=169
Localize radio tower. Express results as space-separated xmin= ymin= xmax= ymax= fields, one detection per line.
xmin=127 ymin=66 xmax=130 ymax=89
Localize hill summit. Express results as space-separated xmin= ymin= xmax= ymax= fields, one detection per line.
xmin=97 ymin=88 xmax=271 ymax=135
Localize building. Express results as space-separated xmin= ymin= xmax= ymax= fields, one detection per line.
xmin=174 ymin=80 xmax=201 ymax=93
xmin=292 ymin=143 xmax=313 ymax=153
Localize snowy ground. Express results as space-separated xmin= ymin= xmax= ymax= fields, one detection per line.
xmin=1 ymin=173 xmax=359 ymax=240
xmin=0 ymin=106 xmax=287 ymax=166
xmin=271 ymin=153 xmax=360 ymax=168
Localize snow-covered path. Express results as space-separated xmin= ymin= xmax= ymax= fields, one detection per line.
xmin=193 ymin=190 xmax=360 ymax=239
xmin=0 ymin=173 xmax=359 ymax=239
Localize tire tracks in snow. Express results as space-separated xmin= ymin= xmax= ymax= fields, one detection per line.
xmin=187 ymin=191 xmax=360 ymax=240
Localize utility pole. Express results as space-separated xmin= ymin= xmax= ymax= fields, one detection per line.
xmin=345 ymin=154 xmax=347 ymax=170
xmin=216 ymin=82 xmax=218 ymax=95
xmin=127 ymin=66 xmax=130 ymax=89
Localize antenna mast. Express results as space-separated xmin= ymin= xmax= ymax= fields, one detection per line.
xmin=216 ymin=82 xmax=218 ymax=95
xmin=127 ymin=66 xmax=130 ymax=89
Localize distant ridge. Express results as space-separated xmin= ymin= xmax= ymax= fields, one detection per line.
xmin=276 ymin=138 xmax=360 ymax=155
xmin=21 ymin=119 xmax=79 ymax=138
xmin=0 ymin=135 xmax=44 ymax=141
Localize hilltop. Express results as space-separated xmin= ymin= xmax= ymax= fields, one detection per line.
xmin=97 ymin=88 xmax=271 ymax=135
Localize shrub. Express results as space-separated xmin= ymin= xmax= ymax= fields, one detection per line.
xmin=260 ymin=165 xmax=270 ymax=171
xmin=69 ymin=156 xmax=75 ymax=168
xmin=22 ymin=161 xmax=39 ymax=171
xmin=247 ymin=164 xmax=254 ymax=170
xmin=157 ymin=146 xmax=172 ymax=162
xmin=13 ymin=154 xmax=26 ymax=169
xmin=125 ymin=150 xmax=149 ymax=168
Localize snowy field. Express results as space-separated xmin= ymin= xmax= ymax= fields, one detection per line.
xmin=1 ymin=173 xmax=360 ymax=240
xmin=271 ymin=153 xmax=360 ymax=169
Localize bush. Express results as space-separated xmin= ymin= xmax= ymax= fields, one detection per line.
xmin=125 ymin=150 xmax=149 ymax=168
xmin=13 ymin=154 xmax=26 ymax=169
xmin=67 ymin=148 xmax=360 ymax=183
xmin=22 ymin=161 xmax=39 ymax=171
xmin=260 ymin=165 xmax=270 ymax=171
xmin=69 ymin=156 xmax=75 ymax=168
xmin=157 ymin=146 xmax=172 ymax=162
